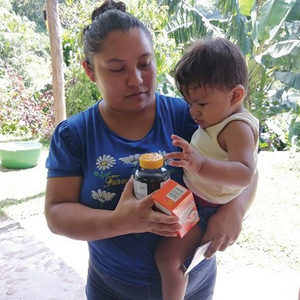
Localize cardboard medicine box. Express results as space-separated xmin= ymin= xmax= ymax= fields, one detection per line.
xmin=152 ymin=179 xmax=200 ymax=238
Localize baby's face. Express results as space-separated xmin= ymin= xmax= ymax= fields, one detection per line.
xmin=184 ymin=86 xmax=238 ymax=129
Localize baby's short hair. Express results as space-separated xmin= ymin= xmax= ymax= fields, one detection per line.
xmin=174 ymin=37 xmax=248 ymax=98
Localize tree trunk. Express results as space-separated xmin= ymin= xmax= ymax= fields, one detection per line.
xmin=46 ymin=0 xmax=66 ymax=126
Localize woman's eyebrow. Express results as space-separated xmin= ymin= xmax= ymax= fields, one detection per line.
xmin=106 ymin=52 xmax=153 ymax=64
xmin=106 ymin=58 xmax=125 ymax=64
xmin=139 ymin=52 xmax=153 ymax=59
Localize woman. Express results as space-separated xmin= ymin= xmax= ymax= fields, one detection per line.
xmin=45 ymin=1 xmax=258 ymax=299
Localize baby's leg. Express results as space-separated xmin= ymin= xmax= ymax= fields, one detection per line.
xmin=155 ymin=225 xmax=204 ymax=300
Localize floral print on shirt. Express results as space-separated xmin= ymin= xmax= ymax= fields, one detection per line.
xmin=91 ymin=151 xmax=172 ymax=205
xmin=91 ymin=189 xmax=116 ymax=208
xmin=92 ymin=154 xmax=117 ymax=205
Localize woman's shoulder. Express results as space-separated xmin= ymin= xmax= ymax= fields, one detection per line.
xmin=52 ymin=101 xmax=100 ymax=146
xmin=66 ymin=101 xmax=100 ymax=128
xmin=156 ymin=93 xmax=186 ymax=107
xmin=155 ymin=93 xmax=188 ymax=116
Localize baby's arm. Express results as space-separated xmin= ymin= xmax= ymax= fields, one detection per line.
xmin=166 ymin=121 xmax=256 ymax=188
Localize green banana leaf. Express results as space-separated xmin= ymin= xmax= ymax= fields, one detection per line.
xmin=256 ymin=0 xmax=297 ymax=41
xmin=275 ymin=72 xmax=300 ymax=90
xmin=166 ymin=2 xmax=223 ymax=44
xmin=286 ymin=0 xmax=300 ymax=21
xmin=256 ymin=40 xmax=300 ymax=68
xmin=239 ymin=0 xmax=255 ymax=16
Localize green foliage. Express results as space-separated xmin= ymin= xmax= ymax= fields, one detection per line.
xmin=0 ymin=5 xmax=53 ymax=138
xmin=239 ymin=0 xmax=255 ymax=16
xmin=58 ymin=0 xmax=101 ymax=116
xmin=162 ymin=0 xmax=223 ymax=45
xmin=10 ymin=0 xmax=47 ymax=32
xmin=164 ymin=0 xmax=300 ymax=151
xmin=2 ymin=0 xmax=299 ymax=151
xmin=243 ymin=0 xmax=300 ymax=150
xmin=0 ymin=0 xmax=12 ymax=10
xmin=65 ymin=64 xmax=100 ymax=117
xmin=0 ymin=66 xmax=54 ymax=138
xmin=0 ymin=6 xmax=50 ymax=88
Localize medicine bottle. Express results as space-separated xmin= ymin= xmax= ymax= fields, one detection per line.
xmin=133 ymin=153 xmax=170 ymax=200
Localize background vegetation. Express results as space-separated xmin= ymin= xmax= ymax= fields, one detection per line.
xmin=0 ymin=0 xmax=299 ymax=151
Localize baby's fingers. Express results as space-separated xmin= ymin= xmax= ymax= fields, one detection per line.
xmin=165 ymin=151 xmax=183 ymax=160
xmin=171 ymin=138 xmax=191 ymax=151
xmin=171 ymin=134 xmax=185 ymax=141
xmin=165 ymin=151 xmax=189 ymax=168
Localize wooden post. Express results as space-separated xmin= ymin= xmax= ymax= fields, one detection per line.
xmin=46 ymin=0 xmax=66 ymax=126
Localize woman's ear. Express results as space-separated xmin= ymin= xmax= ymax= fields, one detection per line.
xmin=230 ymin=84 xmax=245 ymax=106
xmin=82 ymin=60 xmax=96 ymax=82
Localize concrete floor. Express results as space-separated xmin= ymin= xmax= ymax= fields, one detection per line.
xmin=1 ymin=204 xmax=299 ymax=300
xmin=1 ymin=150 xmax=299 ymax=299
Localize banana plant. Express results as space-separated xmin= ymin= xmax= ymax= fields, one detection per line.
xmin=159 ymin=0 xmax=224 ymax=43
xmin=160 ymin=0 xmax=300 ymax=148
xmin=164 ymin=0 xmax=300 ymax=100
xmin=244 ymin=0 xmax=300 ymax=147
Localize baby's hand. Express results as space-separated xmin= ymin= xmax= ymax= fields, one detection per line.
xmin=165 ymin=134 xmax=205 ymax=174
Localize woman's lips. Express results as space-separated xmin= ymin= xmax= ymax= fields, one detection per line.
xmin=126 ymin=91 xmax=146 ymax=100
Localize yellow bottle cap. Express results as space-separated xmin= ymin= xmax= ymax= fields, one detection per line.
xmin=139 ymin=153 xmax=164 ymax=169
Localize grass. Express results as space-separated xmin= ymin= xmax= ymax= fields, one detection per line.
xmin=0 ymin=192 xmax=45 ymax=215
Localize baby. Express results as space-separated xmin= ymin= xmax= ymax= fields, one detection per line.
xmin=155 ymin=37 xmax=259 ymax=300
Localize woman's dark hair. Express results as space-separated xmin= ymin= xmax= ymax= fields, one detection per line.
xmin=174 ymin=37 xmax=248 ymax=98
xmin=82 ymin=0 xmax=153 ymax=66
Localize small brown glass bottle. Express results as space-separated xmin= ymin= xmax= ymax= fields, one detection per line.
xmin=133 ymin=153 xmax=170 ymax=200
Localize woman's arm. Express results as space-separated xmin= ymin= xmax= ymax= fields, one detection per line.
xmin=45 ymin=177 xmax=180 ymax=241
xmin=201 ymin=171 xmax=258 ymax=258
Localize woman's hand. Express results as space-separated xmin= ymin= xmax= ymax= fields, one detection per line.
xmin=166 ymin=134 xmax=205 ymax=174
xmin=46 ymin=176 xmax=180 ymax=241
xmin=201 ymin=202 xmax=243 ymax=259
xmin=112 ymin=177 xmax=181 ymax=237
xmin=201 ymin=171 xmax=258 ymax=258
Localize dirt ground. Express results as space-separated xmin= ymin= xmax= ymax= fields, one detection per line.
xmin=0 ymin=149 xmax=299 ymax=299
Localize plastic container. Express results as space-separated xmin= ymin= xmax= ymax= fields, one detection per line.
xmin=0 ymin=141 xmax=42 ymax=169
xmin=133 ymin=153 xmax=170 ymax=200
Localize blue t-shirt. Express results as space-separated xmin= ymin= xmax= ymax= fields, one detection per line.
xmin=46 ymin=93 xmax=197 ymax=286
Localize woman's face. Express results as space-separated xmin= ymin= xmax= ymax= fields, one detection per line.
xmin=84 ymin=27 xmax=157 ymax=114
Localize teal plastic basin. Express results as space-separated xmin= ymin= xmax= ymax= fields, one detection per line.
xmin=0 ymin=141 xmax=42 ymax=169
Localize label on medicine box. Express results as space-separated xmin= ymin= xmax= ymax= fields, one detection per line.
xmin=152 ymin=179 xmax=200 ymax=238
